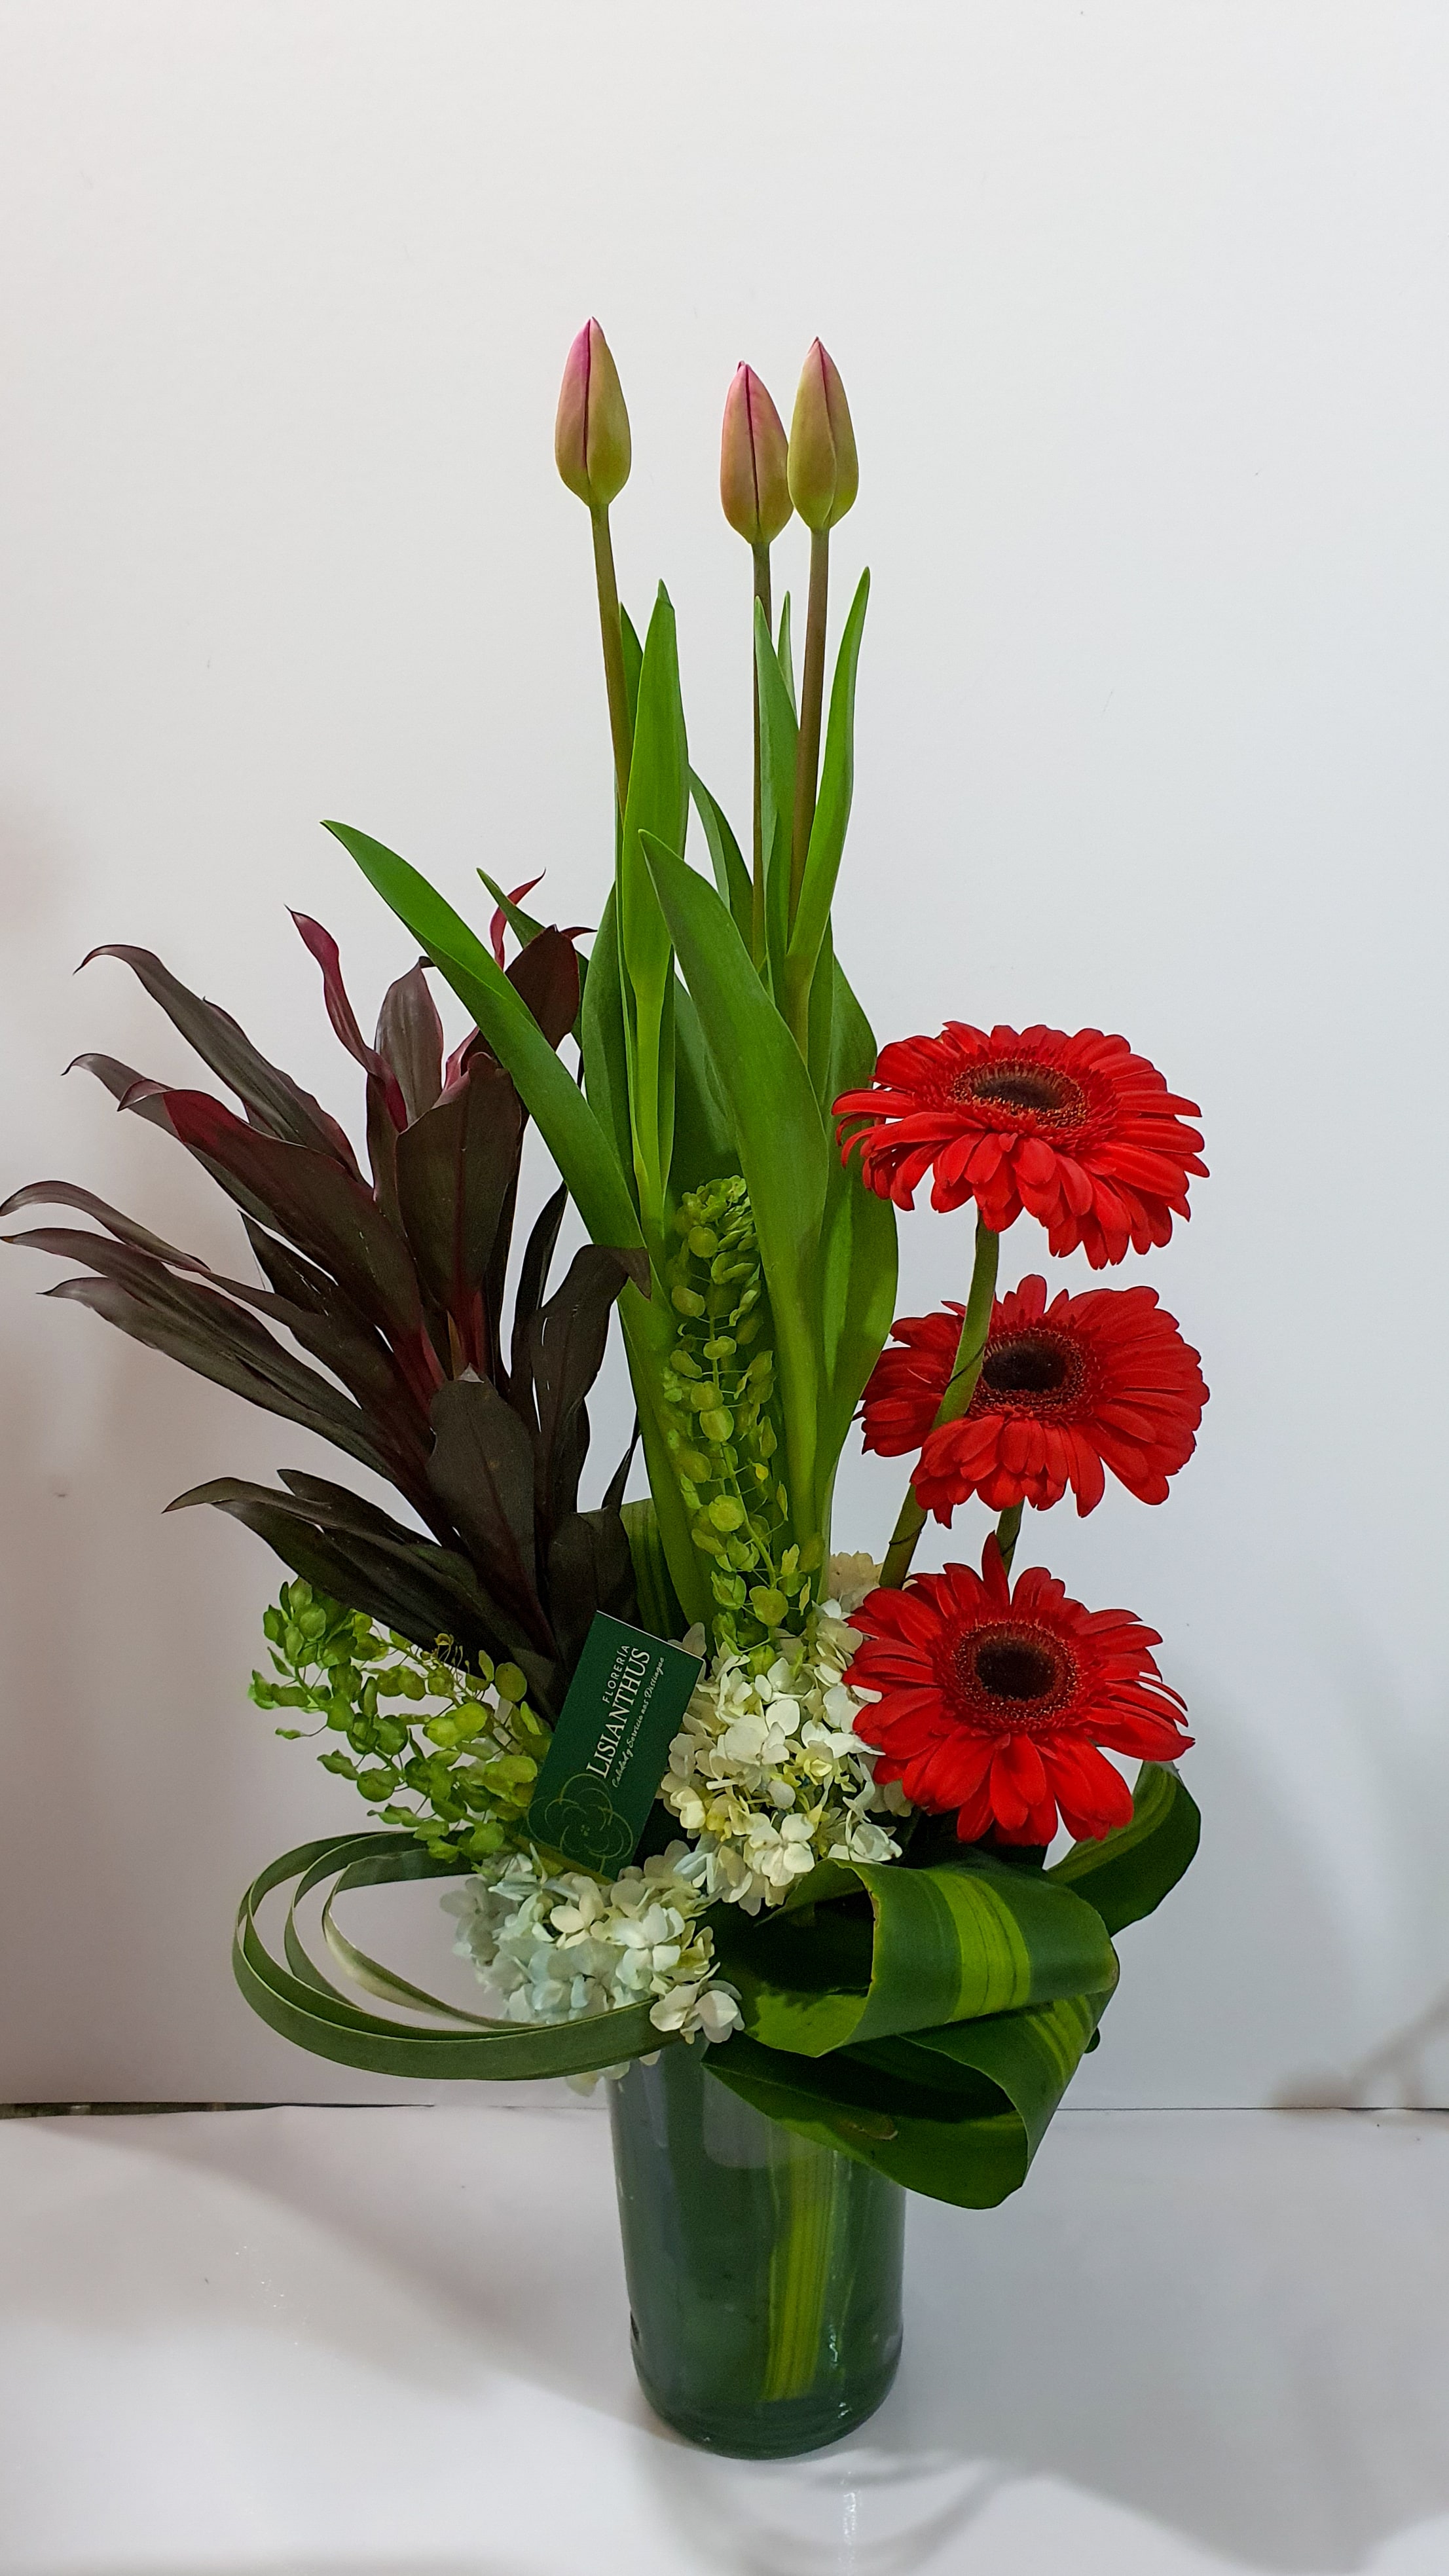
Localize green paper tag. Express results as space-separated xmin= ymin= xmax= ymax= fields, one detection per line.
xmin=525 ymin=1615 xmax=703 ymax=1875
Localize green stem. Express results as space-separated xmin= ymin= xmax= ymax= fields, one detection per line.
xmin=995 ymin=1500 xmax=1023 ymax=1574
xmin=591 ymin=504 xmax=633 ymax=813
xmin=751 ymin=542 xmax=771 ymax=970
xmin=788 ymin=527 xmax=830 ymax=930
xmin=879 ymin=1214 xmax=1000 ymax=1591
xmin=762 ymin=2139 xmax=843 ymax=2400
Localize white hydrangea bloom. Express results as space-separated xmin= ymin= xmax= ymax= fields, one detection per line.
xmin=664 ymin=1560 xmax=908 ymax=1913
xmin=441 ymin=1548 xmax=909 ymax=2052
xmin=443 ymin=1840 xmax=742 ymax=2046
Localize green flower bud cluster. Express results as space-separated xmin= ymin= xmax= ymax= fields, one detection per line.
xmin=660 ymin=1176 xmax=822 ymax=1651
xmin=249 ymin=1579 xmax=550 ymax=1865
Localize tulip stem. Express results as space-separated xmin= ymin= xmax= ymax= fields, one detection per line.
xmin=879 ymin=1215 xmax=1000 ymax=1591
xmin=751 ymin=541 xmax=772 ymax=969
xmin=789 ymin=527 xmax=830 ymax=930
xmin=591 ymin=504 xmax=633 ymax=813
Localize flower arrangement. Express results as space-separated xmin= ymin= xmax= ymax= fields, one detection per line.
xmin=6 ymin=323 xmax=1205 ymax=2225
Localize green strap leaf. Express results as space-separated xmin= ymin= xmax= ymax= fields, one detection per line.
xmin=1048 ymin=1761 xmax=1201 ymax=1936
xmin=708 ymin=1971 xmax=1112 ymax=2209
xmin=714 ymin=1851 xmax=1118 ymax=2059
xmin=326 ymin=822 xmax=642 ymax=1258
xmin=638 ymin=832 xmax=830 ymax=1540
xmin=234 ymin=1830 xmax=675 ymax=2081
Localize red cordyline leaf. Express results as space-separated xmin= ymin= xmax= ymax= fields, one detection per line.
xmin=489 ymin=876 xmax=545 ymax=967
xmin=291 ymin=914 xmax=409 ymax=1132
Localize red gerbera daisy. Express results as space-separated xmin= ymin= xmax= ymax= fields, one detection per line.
xmin=835 ymin=1023 xmax=1206 ymax=1267
xmin=860 ymin=1278 xmax=1207 ymax=1518
xmin=856 ymin=1301 xmax=966 ymax=1456
xmin=847 ymin=1539 xmax=1190 ymax=1846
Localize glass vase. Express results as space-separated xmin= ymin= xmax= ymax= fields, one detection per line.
xmin=608 ymin=2041 xmax=905 ymax=2458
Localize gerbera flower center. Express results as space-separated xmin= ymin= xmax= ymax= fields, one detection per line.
xmin=951 ymin=1059 xmax=1088 ymax=1129
xmin=980 ymin=1330 xmax=1076 ymax=1401
xmin=972 ymin=1636 xmax=1059 ymax=1700
xmin=950 ymin=1621 xmax=1078 ymax=1731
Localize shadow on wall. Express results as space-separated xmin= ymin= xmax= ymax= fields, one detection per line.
xmin=1272 ymin=1619 xmax=1449 ymax=2116
xmin=1278 ymin=1984 xmax=1449 ymax=2112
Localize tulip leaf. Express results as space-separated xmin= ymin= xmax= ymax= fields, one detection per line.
xmin=783 ymin=570 xmax=870 ymax=1035
xmin=617 ymin=1285 xmax=713 ymax=1635
xmin=777 ymin=592 xmax=796 ymax=714
xmin=617 ymin=586 xmax=689 ymax=1249
xmin=477 ymin=870 xmax=547 ymax=951
xmin=754 ymin=603 xmax=798 ymax=1008
xmin=579 ymin=887 xmax=640 ymax=1219
xmin=327 ymin=822 xmax=642 ymax=1257
xmin=688 ymin=771 xmax=754 ymax=950
xmin=712 ymin=1850 xmax=1118 ymax=2060
xmin=621 ymin=1496 xmax=688 ymax=1643
xmin=638 ymin=832 xmax=830 ymax=1543
xmin=667 ymin=975 xmax=735 ymax=1204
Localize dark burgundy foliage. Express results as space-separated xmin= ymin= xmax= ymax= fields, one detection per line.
xmin=3 ymin=915 xmax=642 ymax=1714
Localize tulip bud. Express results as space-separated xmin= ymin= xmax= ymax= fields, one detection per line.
xmin=787 ymin=339 xmax=858 ymax=532
xmin=720 ymin=363 xmax=793 ymax=547
xmin=554 ymin=318 xmax=631 ymax=510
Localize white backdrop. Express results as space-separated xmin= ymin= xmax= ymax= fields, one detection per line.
xmin=2 ymin=0 xmax=1446 ymax=2106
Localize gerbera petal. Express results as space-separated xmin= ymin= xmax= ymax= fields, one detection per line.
xmin=842 ymin=1536 xmax=1190 ymax=1849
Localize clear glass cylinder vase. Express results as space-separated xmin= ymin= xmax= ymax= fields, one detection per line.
xmin=608 ymin=2041 xmax=905 ymax=2458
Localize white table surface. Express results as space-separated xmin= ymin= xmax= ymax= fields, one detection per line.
xmin=1 ymin=2099 xmax=1446 ymax=2576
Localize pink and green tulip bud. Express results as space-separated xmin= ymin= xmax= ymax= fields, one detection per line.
xmin=554 ymin=318 xmax=631 ymax=509
xmin=787 ymin=339 xmax=858 ymax=531
xmin=720 ymin=363 xmax=793 ymax=547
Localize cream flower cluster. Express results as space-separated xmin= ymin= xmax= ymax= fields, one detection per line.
xmin=660 ymin=1555 xmax=906 ymax=1913
xmin=443 ymin=1841 xmax=743 ymax=2044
